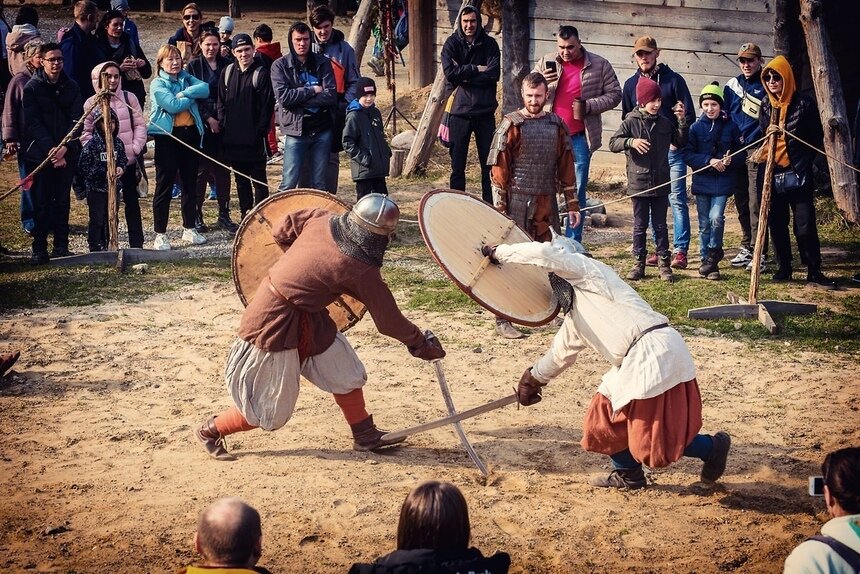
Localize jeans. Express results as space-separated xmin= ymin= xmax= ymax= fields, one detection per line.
xmin=280 ymin=130 xmax=333 ymax=192
xmin=569 ymin=132 xmax=591 ymax=242
xmin=632 ymin=195 xmax=669 ymax=257
xmin=609 ymin=435 xmax=714 ymax=470
xmin=298 ymin=151 xmax=340 ymax=194
xmin=660 ymin=148 xmax=689 ymax=253
xmin=447 ymin=113 xmax=495 ymax=203
xmin=695 ymin=194 xmax=728 ymax=261
xmin=18 ymin=158 xmax=35 ymax=233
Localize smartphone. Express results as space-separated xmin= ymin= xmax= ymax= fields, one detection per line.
xmin=545 ymin=61 xmax=557 ymax=73
xmin=808 ymin=476 xmax=824 ymax=496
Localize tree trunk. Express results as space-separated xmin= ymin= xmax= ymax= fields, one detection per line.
xmin=501 ymin=0 xmax=527 ymax=113
xmin=229 ymin=0 xmax=240 ymax=19
xmin=160 ymin=0 xmax=167 ymax=13
xmin=408 ymin=0 xmax=434 ymax=88
xmin=799 ymin=0 xmax=859 ymax=223
xmin=348 ymin=0 xmax=374 ymax=66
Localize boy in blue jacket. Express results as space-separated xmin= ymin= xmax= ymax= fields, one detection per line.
xmin=342 ymin=77 xmax=391 ymax=200
xmin=682 ymin=82 xmax=742 ymax=280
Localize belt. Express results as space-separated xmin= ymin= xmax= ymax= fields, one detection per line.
xmin=624 ymin=323 xmax=669 ymax=357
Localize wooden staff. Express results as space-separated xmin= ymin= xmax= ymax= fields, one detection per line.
xmin=99 ymin=81 xmax=118 ymax=252
xmin=748 ymin=108 xmax=780 ymax=305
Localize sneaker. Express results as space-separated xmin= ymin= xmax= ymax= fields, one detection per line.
xmin=153 ymin=233 xmax=171 ymax=250
xmin=266 ymin=152 xmax=283 ymax=165
xmin=50 ymin=248 xmax=74 ymax=258
xmin=30 ymin=251 xmax=50 ymax=265
xmin=746 ymin=257 xmax=767 ymax=273
xmin=171 ymin=184 xmax=181 ymax=199
xmin=806 ymin=271 xmax=836 ymax=290
xmin=194 ymin=214 xmax=208 ymax=233
xmin=182 ymin=228 xmax=207 ymax=245
xmin=589 ymin=468 xmax=647 ymax=490
xmin=645 ymin=253 xmax=658 ymax=266
xmin=730 ymin=248 xmax=753 ymax=267
xmin=671 ymin=251 xmax=688 ymax=269
xmin=701 ymin=431 xmax=731 ymax=483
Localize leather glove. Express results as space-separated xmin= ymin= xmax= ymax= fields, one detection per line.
xmin=481 ymin=244 xmax=500 ymax=265
xmin=516 ymin=368 xmax=547 ymax=406
xmin=409 ymin=332 xmax=446 ymax=361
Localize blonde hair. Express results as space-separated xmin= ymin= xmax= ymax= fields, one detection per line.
xmin=155 ymin=44 xmax=182 ymax=74
xmin=74 ymin=0 xmax=98 ymax=20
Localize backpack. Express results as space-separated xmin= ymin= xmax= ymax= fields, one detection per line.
xmin=223 ymin=63 xmax=263 ymax=90
xmin=393 ymin=2 xmax=408 ymax=50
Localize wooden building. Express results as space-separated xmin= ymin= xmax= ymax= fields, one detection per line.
xmin=430 ymin=0 xmax=777 ymax=169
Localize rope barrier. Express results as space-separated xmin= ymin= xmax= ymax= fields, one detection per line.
xmin=781 ymin=128 xmax=860 ymax=175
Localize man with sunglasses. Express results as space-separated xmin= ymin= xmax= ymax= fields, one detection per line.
xmin=724 ymin=43 xmax=768 ymax=271
xmin=534 ymin=25 xmax=621 ymax=244
xmin=168 ymin=2 xmax=203 ymax=63
xmin=621 ymin=36 xmax=695 ymax=270
xmin=59 ymin=0 xmax=104 ymax=100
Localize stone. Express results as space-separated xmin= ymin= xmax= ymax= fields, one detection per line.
xmin=390 ymin=130 xmax=416 ymax=150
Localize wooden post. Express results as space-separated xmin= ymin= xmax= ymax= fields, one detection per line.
xmin=799 ymin=0 xmax=859 ymax=224
xmin=408 ymin=0 xmax=434 ymax=88
xmin=160 ymin=0 xmax=167 ymax=13
xmin=501 ymin=0 xmax=528 ymax=114
xmin=389 ymin=149 xmax=407 ymax=177
xmin=229 ymin=0 xmax=240 ymax=19
xmin=100 ymin=87 xmax=119 ymax=252
xmin=348 ymin=0 xmax=375 ymax=67
xmin=748 ymin=111 xmax=779 ymax=305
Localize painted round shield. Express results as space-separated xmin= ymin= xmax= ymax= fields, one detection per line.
xmin=418 ymin=189 xmax=558 ymax=326
xmin=231 ymin=189 xmax=367 ymax=332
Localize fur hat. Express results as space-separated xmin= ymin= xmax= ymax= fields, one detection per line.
xmin=355 ymin=76 xmax=377 ymax=96
xmin=636 ymin=76 xmax=661 ymax=105
xmin=699 ymin=81 xmax=724 ymax=106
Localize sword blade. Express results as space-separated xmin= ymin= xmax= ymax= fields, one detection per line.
xmin=380 ymin=393 xmax=518 ymax=443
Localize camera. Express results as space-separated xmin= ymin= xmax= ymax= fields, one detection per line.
xmin=808 ymin=476 xmax=824 ymax=496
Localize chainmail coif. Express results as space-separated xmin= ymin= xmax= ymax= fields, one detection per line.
xmin=330 ymin=213 xmax=390 ymax=267
xmin=548 ymin=272 xmax=575 ymax=315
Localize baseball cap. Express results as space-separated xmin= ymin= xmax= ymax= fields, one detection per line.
xmin=633 ymin=36 xmax=658 ymax=53
xmin=231 ymin=33 xmax=252 ymax=49
xmin=737 ymin=42 xmax=762 ymax=59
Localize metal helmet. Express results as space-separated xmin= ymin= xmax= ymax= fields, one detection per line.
xmin=348 ymin=193 xmax=400 ymax=236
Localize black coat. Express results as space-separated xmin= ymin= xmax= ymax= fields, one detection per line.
xmin=759 ymin=92 xmax=823 ymax=179
xmin=22 ymin=69 xmax=83 ymax=164
xmin=97 ymin=32 xmax=152 ymax=107
xmin=217 ymin=60 xmax=275 ymax=161
xmin=348 ymin=547 xmax=511 ymax=574
xmin=440 ymin=7 xmax=500 ymax=117
xmin=342 ymin=102 xmax=391 ymax=181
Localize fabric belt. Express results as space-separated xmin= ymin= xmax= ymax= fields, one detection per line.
xmin=624 ymin=323 xmax=669 ymax=358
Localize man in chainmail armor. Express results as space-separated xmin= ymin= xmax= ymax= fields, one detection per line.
xmin=195 ymin=194 xmax=446 ymax=461
xmin=487 ymin=71 xmax=579 ymax=338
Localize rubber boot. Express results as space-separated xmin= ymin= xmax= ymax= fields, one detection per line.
xmin=658 ymin=252 xmax=674 ymax=282
xmin=627 ymin=254 xmax=646 ymax=281
xmin=350 ymin=415 xmax=405 ymax=451
xmin=194 ymin=417 xmax=237 ymax=461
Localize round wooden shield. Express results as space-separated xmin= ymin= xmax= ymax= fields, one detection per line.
xmin=231 ymin=189 xmax=367 ymax=332
xmin=418 ymin=189 xmax=558 ymax=326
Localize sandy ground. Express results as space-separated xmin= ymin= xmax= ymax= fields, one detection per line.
xmin=2 ymin=188 xmax=859 ymax=573
xmin=2 ymin=7 xmax=859 ymax=574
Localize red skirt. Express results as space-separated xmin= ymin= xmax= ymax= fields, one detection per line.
xmin=580 ymin=379 xmax=703 ymax=468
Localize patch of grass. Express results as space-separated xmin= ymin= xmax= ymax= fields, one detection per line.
xmin=0 ymin=258 xmax=231 ymax=311
xmin=382 ymin=265 xmax=473 ymax=312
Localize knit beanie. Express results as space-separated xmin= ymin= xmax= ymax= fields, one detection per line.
xmin=111 ymin=0 xmax=130 ymax=10
xmin=219 ymin=16 xmax=235 ymax=33
xmin=355 ymin=76 xmax=377 ymax=96
xmin=699 ymin=81 xmax=724 ymax=106
xmin=636 ymin=76 xmax=661 ymax=105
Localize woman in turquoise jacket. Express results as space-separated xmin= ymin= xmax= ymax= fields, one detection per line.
xmin=148 ymin=43 xmax=208 ymax=250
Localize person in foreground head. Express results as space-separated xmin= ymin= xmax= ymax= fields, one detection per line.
xmin=178 ymin=497 xmax=272 ymax=574
xmin=783 ymin=447 xmax=860 ymax=573
xmin=482 ymin=233 xmax=731 ymax=489
xmin=348 ymin=481 xmax=511 ymax=573
xmin=195 ymin=194 xmax=445 ymax=461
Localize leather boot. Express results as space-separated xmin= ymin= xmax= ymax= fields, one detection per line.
xmin=194 ymin=417 xmax=237 ymax=461
xmin=701 ymin=431 xmax=731 ymax=483
xmin=495 ymin=319 xmax=524 ymax=339
xmin=350 ymin=415 xmax=405 ymax=452
xmin=699 ymin=248 xmax=721 ymax=280
xmin=627 ymin=254 xmax=646 ymax=281
xmin=658 ymin=252 xmax=674 ymax=282
xmin=589 ymin=467 xmax=647 ymax=490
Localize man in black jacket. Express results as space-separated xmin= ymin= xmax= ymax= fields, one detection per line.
xmin=218 ymin=33 xmax=275 ymax=218
xmin=22 ymin=42 xmax=83 ymax=264
xmin=59 ymin=0 xmax=104 ymax=101
xmin=441 ymin=5 xmax=500 ymax=204
xmin=621 ymin=36 xmax=695 ymax=270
